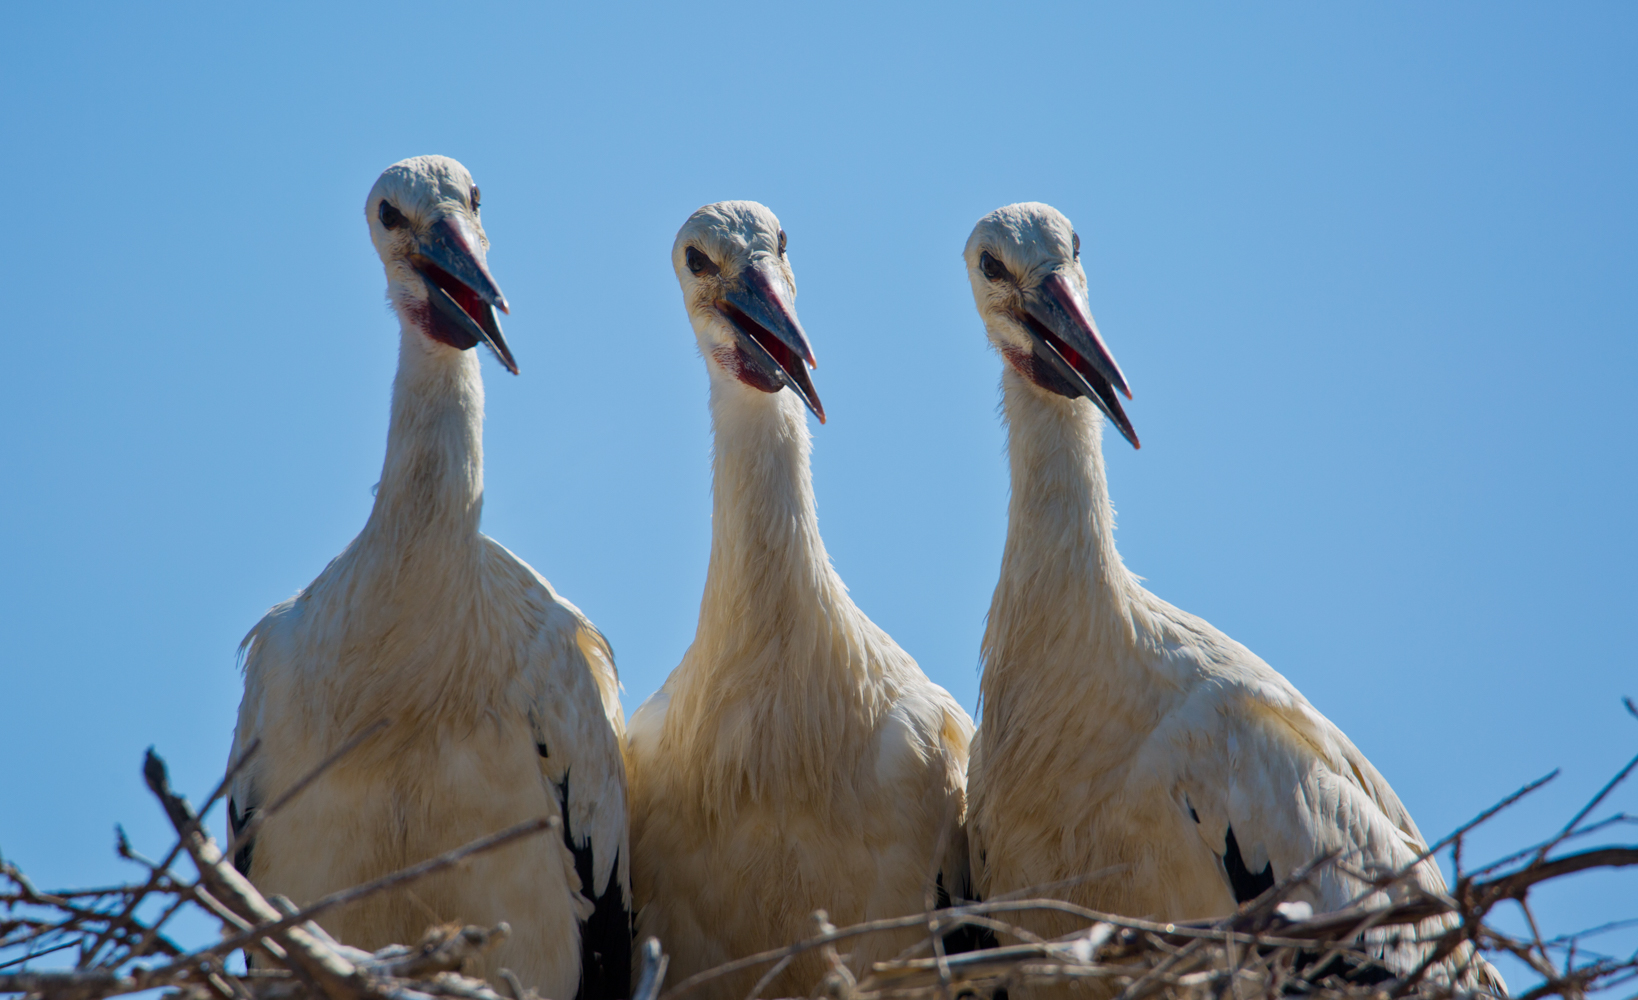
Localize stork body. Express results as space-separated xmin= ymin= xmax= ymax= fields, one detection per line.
xmin=228 ymin=156 xmax=630 ymax=1000
xmin=962 ymin=203 xmax=1501 ymax=993
xmin=627 ymin=202 xmax=975 ymax=1000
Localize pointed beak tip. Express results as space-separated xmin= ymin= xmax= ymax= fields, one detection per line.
xmin=495 ymin=297 xmax=511 ymax=316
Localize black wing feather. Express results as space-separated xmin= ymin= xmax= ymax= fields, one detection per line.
xmin=936 ymin=870 xmax=999 ymax=955
xmin=1222 ymin=825 xmax=1274 ymax=904
xmin=556 ymin=769 xmax=632 ymax=1000
xmin=1217 ymin=824 xmax=1395 ymax=986
xmin=227 ymin=797 xmax=255 ymax=876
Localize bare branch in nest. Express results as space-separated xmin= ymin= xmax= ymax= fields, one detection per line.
xmin=6 ymin=725 xmax=1637 ymax=1000
xmin=633 ymin=938 xmax=669 ymax=1000
xmin=1 ymin=748 xmax=569 ymax=1000
xmin=658 ymin=740 xmax=1638 ymax=1000
xmin=222 ymin=720 xmax=390 ymax=870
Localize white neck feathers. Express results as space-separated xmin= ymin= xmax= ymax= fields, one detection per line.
xmin=362 ymin=327 xmax=486 ymax=556
xmin=981 ymin=368 xmax=1143 ymax=712
xmin=302 ymin=323 xmax=491 ymax=730
xmin=701 ymin=381 xmax=832 ymax=625
xmin=663 ymin=379 xmax=897 ymax=814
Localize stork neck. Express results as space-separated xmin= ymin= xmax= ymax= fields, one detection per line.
xmin=674 ymin=377 xmax=884 ymax=812
xmin=363 ymin=328 xmax=486 ymax=551
xmin=698 ymin=382 xmax=834 ymax=624
xmin=994 ymin=367 xmax=1135 ymax=641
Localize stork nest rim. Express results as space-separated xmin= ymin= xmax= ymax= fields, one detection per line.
xmin=2 ymin=736 xmax=1636 ymax=1000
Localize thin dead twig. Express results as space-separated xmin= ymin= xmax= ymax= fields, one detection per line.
xmin=222 ymin=719 xmax=390 ymax=869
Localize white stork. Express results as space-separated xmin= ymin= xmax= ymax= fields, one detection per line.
xmin=625 ymin=201 xmax=979 ymax=999
xmin=962 ymin=203 xmax=1502 ymax=992
xmin=227 ymin=156 xmax=631 ymax=1000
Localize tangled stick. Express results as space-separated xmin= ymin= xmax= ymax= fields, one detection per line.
xmin=5 ymin=724 xmax=1636 ymax=1000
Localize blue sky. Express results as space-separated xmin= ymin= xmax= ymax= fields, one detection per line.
xmin=2 ymin=2 xmax=1634 ymax=988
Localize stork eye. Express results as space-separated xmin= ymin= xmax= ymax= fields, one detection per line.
xmin=379 ymin=200 xmax=406 ymax=230
xmin=471 ymin=187 xmax=481 ymax=211
xmin=777 ymin=229 xmax=787 ymax=256
xmin=685 ymin=245 xmax=713 ymax=275
xmin=1072 ymin=231 xmax=1081 ymax=259
xmin=979 ymin=250 xmax=1009 ymax=282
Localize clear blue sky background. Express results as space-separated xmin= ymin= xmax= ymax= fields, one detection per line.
xmin=2 ymin=2 xmax=1634 ymax=990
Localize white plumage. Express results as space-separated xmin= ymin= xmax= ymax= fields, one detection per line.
xmin=227 ymin=156 xmax=631 ymax=1000
xmin=961 ymin=203 xmax=1501 ymax=992
xmin=626 ymin=201 xmax=977 ymax=999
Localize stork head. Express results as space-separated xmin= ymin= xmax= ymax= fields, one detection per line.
xmin=366 ymin=155 xmax=516 ymax=374
xmin=672 ymin=201 xmax=823 ymax=422
xmin=965 ymin=203 xmax=1137 ymax=448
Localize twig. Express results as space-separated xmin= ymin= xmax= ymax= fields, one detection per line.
xmin=1529 ymin=751 xmax=1638 ymax=867
xmin=142 ymin=747 xmax=363 ymax=1000
xmin=201 ymin=816 xmax=555 ymax=963
xmin=80 ymin=738 xmax=260 ymax=971
xmin=634 ymin=938 xmax=671 ymax=1000
xmin=223 ymin=719 xmax=390 ymax=869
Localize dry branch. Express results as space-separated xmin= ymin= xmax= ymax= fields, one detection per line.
xmin=658 ymin=745 xmax=1638 ymax=1000
xmin=5 ymin=732 xmax=1637 ymax=1000
xmin=2 ymin=749 xmax=558 ymax=1000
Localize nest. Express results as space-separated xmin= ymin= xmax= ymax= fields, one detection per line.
xmin=4 ymin=712 xmax=1637 ymax=1000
